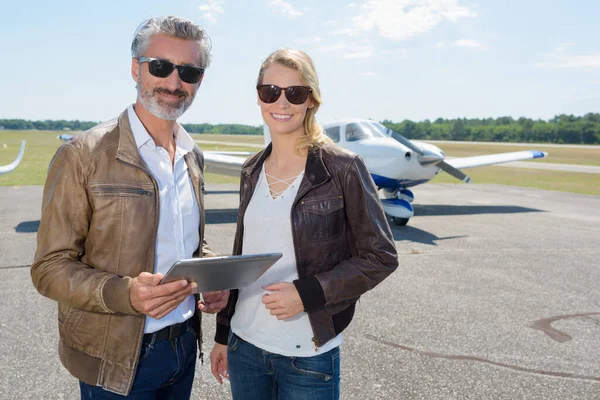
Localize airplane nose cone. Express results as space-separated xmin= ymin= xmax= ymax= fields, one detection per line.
xmin=417 ymin=148 xmax=444 ymax=165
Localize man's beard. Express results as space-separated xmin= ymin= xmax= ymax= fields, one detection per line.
xmin=137 ymin=78 xmax=196 ymax=121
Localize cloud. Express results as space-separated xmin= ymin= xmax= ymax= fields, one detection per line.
xmin=345 ymin=0 xmax=477 ymax=40
xmin=536 ymin=45 xmax=600 ymax=70
xmin=344 ymin=47 xmax=374 ymax=59
xmin=317 ymin=40 xmax=406 ymax=62
xmin=269 ymin=0 xmax=303 ymax=18
xmin=361 ymin=72 xmax=377 ymax=76
xmin=317 ymin=42 xmax=349 ymax=52
xmin=452 ymin=39 xmax=486 ymax=49
xmin=316 ymin=41 xmax=373 ymax=59
xmin=198 ymin=0 xmax=224 ymax=24
xmin=295 ymin=36 xmax=323 ymax=45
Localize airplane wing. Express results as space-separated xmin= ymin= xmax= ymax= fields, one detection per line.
xmin=204 ymin=152 xmax=246 ymax=177
xmin=445 ymin=150 xmax=548 ymax=170
xmin=0 ymin=140 xmax=26 ymax=175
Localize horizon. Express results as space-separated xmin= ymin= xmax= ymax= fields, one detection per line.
xmin=2 ymin=0 xmax=599 ymax=125
xmin=2 ymin=111 xmax=600 ymax=127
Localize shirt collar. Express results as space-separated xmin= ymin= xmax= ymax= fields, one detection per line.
xmin=127 ymin=105 xmax=154 ymax=149
xmin=127 ymin=105 xmax=196 ymax=155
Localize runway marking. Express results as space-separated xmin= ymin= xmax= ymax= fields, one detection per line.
xmin=530 ymin=312 xmax=600 ymax=343
xmin=365 ymin=334 xmax=600 ymax=382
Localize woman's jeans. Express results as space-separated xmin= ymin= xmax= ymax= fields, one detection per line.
xmin=79 ymin=327 xmax=197 ymax=399
xmin=228 ymin=332 xmax=341 ymax=400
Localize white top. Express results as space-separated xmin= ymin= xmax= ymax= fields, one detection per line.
xmin=231 ymin=166 xmax=343 ymax=356
xmin=127 ymin=105 xmax=200 ymax=334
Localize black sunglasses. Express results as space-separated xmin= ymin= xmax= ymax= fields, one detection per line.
xmin=256 ymin=84 xmax=312 ymax=105
xmin=138 ymin=57 xmax=204 ymax=84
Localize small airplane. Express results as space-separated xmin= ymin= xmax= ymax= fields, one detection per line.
xmin=203 ymin=119 xmax=548 ymax=226
xmin=57 ymin=120 xmax=548 ymax=226
xmin=0 ymin=140 xmax=26 ymax=175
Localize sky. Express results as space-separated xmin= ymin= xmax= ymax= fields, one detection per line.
xmin=1 ymin=0 xmax=599 ymax=126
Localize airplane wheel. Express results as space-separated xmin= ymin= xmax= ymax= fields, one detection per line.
xmin=391 ymin=217 xmax=409 ymax=226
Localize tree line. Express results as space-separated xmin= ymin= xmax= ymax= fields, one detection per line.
xmin=2 ymin=113 xmax=599 ymax=144
xmin=0 ymin=119 xmax=263 ymax=136
xmin=381 ymin=113 xmax=600 ymax=144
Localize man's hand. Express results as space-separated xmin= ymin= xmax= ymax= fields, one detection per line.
xmin=210 ymin=343 xmax=229 ymax=384
xmin=262 ymin=282 xmax=304 ymax=320
xmin=130 ymin=272 xmax=196 ymax=319
xmin=198 ymin=290 xmax=230 ymax=314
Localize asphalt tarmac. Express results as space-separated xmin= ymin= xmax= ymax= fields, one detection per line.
xmin=1 ymin=183 xmax=599 ymax=400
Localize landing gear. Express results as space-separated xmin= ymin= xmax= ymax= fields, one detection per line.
xmin=381 ymin=188 xmax=414 ymax=227
xmin=391 ymin=217 xmax=409 ymax=226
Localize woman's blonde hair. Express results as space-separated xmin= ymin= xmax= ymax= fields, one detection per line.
xmin=257 ymin=49 xmax=332 ymax=152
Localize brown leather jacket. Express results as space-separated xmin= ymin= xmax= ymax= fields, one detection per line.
xmin=31 ymin=109 xmax=213 ymax=395
xmin=216 ymin=143 xmax=398 ymax=348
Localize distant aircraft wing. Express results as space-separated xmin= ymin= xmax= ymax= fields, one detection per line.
xmin=0 ymin=140 xmax=26 ymax=175
xmin=58 ymin=134 xmax=74 ymax=142
xmin=445 ymin=150 xmax=548 ymax=170
xmin=204 ymin=152 xmax=246 ymax=177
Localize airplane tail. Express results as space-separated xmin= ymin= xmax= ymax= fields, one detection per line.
xmin=0 ymin=140 xmax=26 ymax=175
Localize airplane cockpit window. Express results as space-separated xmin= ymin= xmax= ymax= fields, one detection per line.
xmin=345 ymin=122 xmax=387 ymax=142
xmin=366 ymin=122 xmax=390 ymax=138
xmin=324 ymin=126 xmax=340 ymax=142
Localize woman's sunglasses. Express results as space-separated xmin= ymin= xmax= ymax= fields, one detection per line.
xmin=256 ymin=84 xmax=312 ymax=105
xmin=138 ymin=57 xmax=204 ymax=84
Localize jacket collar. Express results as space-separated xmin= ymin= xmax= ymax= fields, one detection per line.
xmin=115 ymin=108 xmax=203 ymax=199
xmin=242 ymin=143 xmax=331 ymax=187
xmin=115 ymin=109 xmax=149 ymax=173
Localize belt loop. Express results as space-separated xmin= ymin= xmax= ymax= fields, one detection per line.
xmin=149 ymin=332 xmax=157 ymax=347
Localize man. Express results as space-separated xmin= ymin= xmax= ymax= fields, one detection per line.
xmin=31 ymin=16 xmax=228 ymax=399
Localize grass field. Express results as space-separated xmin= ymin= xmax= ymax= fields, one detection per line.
xmin=431 ymin=166 xmax=600 ymax=195
xmin=0 ymin=130 xmax=255 ymax=186
xmin=1 ymin=130 xmax=599 ymax=195
xmin=191 ymin=133 xmax=264 ymax=145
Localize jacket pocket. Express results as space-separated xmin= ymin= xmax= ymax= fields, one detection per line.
xmin=301 ymin=196 xmax=345 ymax=241
xmin=58 ymin=308 xmax=105 ymax=358
xmin=63 ymin=307 xmax=84 ymax=333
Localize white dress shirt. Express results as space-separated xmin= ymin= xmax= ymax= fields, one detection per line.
xmin=127 ymin=105 xmax=200 ymax=334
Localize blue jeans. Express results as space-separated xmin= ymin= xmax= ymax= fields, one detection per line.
xmin=79 ymin=327 xmax=197 ymax=399
xmin=228 ymin=332 xmax=341 ymax=400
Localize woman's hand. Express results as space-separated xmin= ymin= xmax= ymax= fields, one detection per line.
xmin=210 ymin=343 xmax=229 ymax=384
xmin=262 ymin=282 xmax=304 ymax=320
xmin=198 ymin=290 xmax=230 ymax=314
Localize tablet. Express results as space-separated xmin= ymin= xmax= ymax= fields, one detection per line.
xmin=160 ymin=253 xmax=283 ymax=293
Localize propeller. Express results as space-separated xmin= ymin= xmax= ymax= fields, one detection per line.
xmin=437 ymin=161 xmax=471 ymax=183
xmin=386 ymin=129 xmax=471 ymax=183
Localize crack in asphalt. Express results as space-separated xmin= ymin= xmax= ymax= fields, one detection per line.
xmin=0 ymin=265 xmax=31 ymax=269
xmin=530 ymin=312 xmax=600 ymax=343
xmin=365 ymin=334 xmax=600 ymax=382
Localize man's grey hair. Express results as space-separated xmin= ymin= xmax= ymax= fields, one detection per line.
xmin=131 ymin=16 xmax=212 ymax=69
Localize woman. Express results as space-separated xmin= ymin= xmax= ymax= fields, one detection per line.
xmin=210 ymin=48 xmax=398 ymax=399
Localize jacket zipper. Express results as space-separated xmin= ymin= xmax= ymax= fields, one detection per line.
xmin=312 ymin=336 xmax=320 ymax=352
xmin=291 ymin=178 xmax=328 ymax=350
xmin=91 ymin=187 xmax=153 ymax=196
xmin=115 ymin=159 xmax=160 ymax=395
